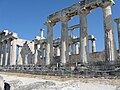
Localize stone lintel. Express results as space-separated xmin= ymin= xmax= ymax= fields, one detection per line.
xmin=44 ymin=20 xmax=56 ymax=27
xmin=0 ymin=32 xmax=18 ymax=42
xmin=68 ymin=24 xmax=80 ymax=30
xmin=47 ymin=0 xmax=114 ymax=23
xmin=16 ymin=39 xmax=27 ymax=46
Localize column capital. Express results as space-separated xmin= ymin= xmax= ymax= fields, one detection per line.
xmin=100 ymin=0 xmax=115 ymax=8
xmin=114 ymin=18 xmax=120 ymax=24
xmin=44 ymin=21 xmax=56 ymax=27
xmin=78 ymin=9 xmax=90 ymax=15
xmin=59 ymin=16 xmax=71 ymax=22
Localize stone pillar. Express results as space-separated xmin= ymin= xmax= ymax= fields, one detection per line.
xmin=2 ymin=41 xmax=7 ymax=65
xmin=114 ymin=18 xmax=120 ymax=53
xmin=24 ymin=55 xmax=28 ymax=65
xmin=60 ymin=16 xmax=70 ymax=64
xmin=0 ymin=76 xmax=4 ymax=90
xmin=75 ymin=42 xmax=79 ymax=54
xmin=56 ymin=46 xmax=60 ymax=56
xmin=17 ymin=45 xmax=22 ymax=65
xmin=40 ymin=29 xmax=44 ymax=39
xmin=79 ymin=13 xmax=90 ymax=63
xmin=10 ymin=39 xmax=17 ymax=65
xmin=0 ymin=43 xmax=3 ymax=66
xmin=41 ymin=44 xmax=45 ymax=65
xmin=71 ymin=44 xmax=74 ymax=55
xmin=34 ymin=44 xmax=38 ymax=64
xmin=103 ymin=6 xmax=117 ymax=61
xmin=45 ymin=21 xmax=55 ymax=65
xmin=37 ymin=44 xmax=41 ymax=64
xmin=92 ymin=39 xmax=96 ymax=53
xmin=0 ymin=43 xmax=2 ymax=65
xmin=53 ymin=47 xmax=55 ymax=57
xmin=7 ymin=39 xmax=11 ymax=65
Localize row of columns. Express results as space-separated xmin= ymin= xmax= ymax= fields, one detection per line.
xmin=0 ymin=39 xmax=17 ymax=66
xmin=45 ymin=4 xmax=116 ymax=65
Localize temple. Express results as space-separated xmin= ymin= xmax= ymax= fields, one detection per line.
xmin=0 ymin=0 xmax=120 ymax=77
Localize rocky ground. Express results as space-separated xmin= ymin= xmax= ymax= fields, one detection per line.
xmin=0 ymin=72 xmax=120 ymax=90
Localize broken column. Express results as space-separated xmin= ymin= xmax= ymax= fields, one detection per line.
xmin=79 ymin=12 xmax=90 ymax=64
xmin=102 ymin=5 xmax=117 ymax=61
xmin=45 ymin=21 xmax=55 ymax=65
xmin=60 ymin=16 xmax=70 ymax=64
xmin=114 ymin=18 xmax=120 ymax=53
xmin=92 ymin=38 xmax=96 ymax=53
xmin=40 ymin=29 xmax=44 ymax=39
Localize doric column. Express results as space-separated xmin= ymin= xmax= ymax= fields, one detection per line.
xmin=114 ymin=18 xmax=120 ymax=53
xmin=60 ymin=16 xmax=70 ymax=64
xmin=79 ymin=12 xmax=90 ymax=64
xmin=75 ymin=42 xmax=79 ymax=54
xmin=2 ymin=41 xmax=7 ymax=65
xmin=34 ymin=44 xmax=38 ymax=64
xmin=102 ymin=6 xmax=117 ymax=61
xmin=24 ymin=55 xmax=28 ymax=65
xmin=10 ymin=39 xmax=17 ymax=65
xmin=71 ymin=44 xmax=75 ymax=55
xmin=0 ymin=43 xmax=2 ymax=65
xmin=92 ymin=39 xmax=96 ymax=53
xmin=36 ymin=44 xmax=41 ymax=64
xmin=41 ymin=44 xmax=45 ymax=65
xmin=0 ymin=43 xmax=3 ymax=66
xmin=7 ymin=39 xmax=11 ymax=65
xmin=56 ymin=46 xmax=60 ymax=56
xmin=45 ymin=21 xmax=55 ymax=65
xmin=17 ymin=45 xmax=22 ymax=65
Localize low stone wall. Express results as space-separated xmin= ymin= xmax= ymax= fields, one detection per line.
xmin=0 ymin=76 xmax=4 ymax=90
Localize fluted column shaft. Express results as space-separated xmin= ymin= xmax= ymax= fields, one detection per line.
xmin=0 ymin=43 xmax=2 ymax=65
xmin=56 ymin=46 xmax=60 ymax=56
xmin=10 ymin=39 xmax=17 ymax=65
xmin=45 ymin=22 xmax=55 ymax=65
xmin=2 ymin=41 xmax=7 ymax=65
xmin=79 ymin=13 xmax=89 ymax=63
xmin=60 ymin=17 xmax=70 ymax=64
xmin=103 ymin=6 xmax=116 ymax=61
xmin=41 ymin=44 xmax=45 ymax=65
xmin=114 ymin=18 xmax=120 ymax=53
xmin=75 ymin=42 xmax=79 ymax=54
xmin=34 ymin=44 xmax=38 ymax=64
xmin=92 ymin=40 xmax=96 ymax=53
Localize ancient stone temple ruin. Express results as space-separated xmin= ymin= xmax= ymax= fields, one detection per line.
xmin=0 ymin=0 xmax=120 ymax=77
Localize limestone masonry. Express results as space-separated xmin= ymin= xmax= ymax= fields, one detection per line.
xmin=0 ymin=0 xmax=120 ymax=77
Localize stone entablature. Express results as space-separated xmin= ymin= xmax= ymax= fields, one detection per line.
xmin=48 ymin=0 xmax=114 ymax=23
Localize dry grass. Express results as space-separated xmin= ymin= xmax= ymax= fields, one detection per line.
xmin=0 ymin=72 xmax=120 ymax=86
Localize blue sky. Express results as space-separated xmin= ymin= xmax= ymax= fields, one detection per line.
xmin=0 ymin=0 xmax=119 ymax=52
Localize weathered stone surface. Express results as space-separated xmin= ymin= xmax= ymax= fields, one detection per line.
xmin=0 ymin=76 xmax=4 ymax=90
